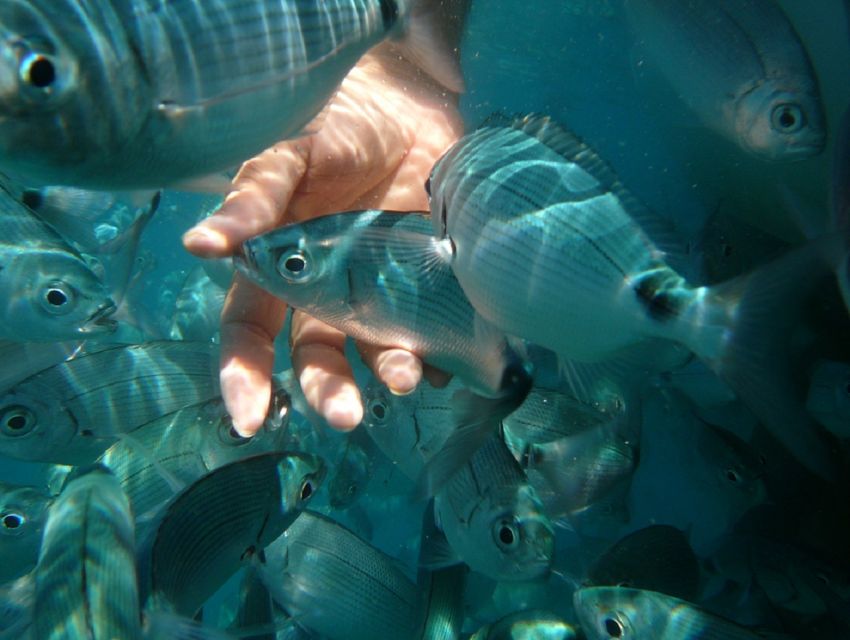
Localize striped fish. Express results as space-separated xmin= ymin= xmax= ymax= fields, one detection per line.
xmin=0 ymin=341 xmax=219 ymax=464
xmin=139 ymin=451 xmax=325 ymax=617
xmin=256 ymin=510 xmax=425 ymax=640
xmin=428 ymin=113 xmax=841 ymax=479
xmin=0 ymin=0 xmax=462 ymax=189
xmin=574 ymin=586 xmax=776 ymax=640
xmin=0 ymin=177 xmax=115 ymax=342
xmin=33 ymin=466 xmax=141 ymax=640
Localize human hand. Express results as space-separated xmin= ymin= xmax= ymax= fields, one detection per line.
xmin=183 ymin=45 xmax=464 ymax=436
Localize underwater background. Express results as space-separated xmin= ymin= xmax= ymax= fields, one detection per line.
xmin=1 ymin=0 xmax=850 ymax=638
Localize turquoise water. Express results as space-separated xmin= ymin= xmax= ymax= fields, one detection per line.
xmin=1 ymin=1 xmax=849 ymax=638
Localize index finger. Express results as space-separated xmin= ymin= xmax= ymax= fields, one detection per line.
xmin=182 ymin=140 xmax=312 ymax=258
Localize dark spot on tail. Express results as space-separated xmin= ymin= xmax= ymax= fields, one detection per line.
xmin=634 ymin=277 xmax=679 ymax=321
xmin=379 ymin=0 xmax=400 ymax=30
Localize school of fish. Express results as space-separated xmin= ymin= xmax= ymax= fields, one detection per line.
xmin=0 ymin=0 xmax=849 ymax=639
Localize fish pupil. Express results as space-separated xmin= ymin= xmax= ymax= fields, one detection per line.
xmin=45 ymin=288 xmax=68 ymax=307
xmin=284 ymin=255 xmax=306 ymax=273
xmin=725 ymin=469 xmax=740 ymax=483
xmin=6 ymin=415 xmax=27 ymax=431
xmin=604 ymin=617 xmax=624 ymax=638
xmin=371 ymin=403 xmax=386 ymax=420
xmin=2 ymin=513 xmax=23 ymax=529
xmin=779 ymin=109 xmax=796 ymax=129
xmin=300 ymin=480 xmax=313 ymax=501
xmin=21 ymin=189 xmax=43 ymax=210
xmin=499 ymin=526 xmax=515 ymax=545
xmin=24 ymin=55 xmax=55 ymax=89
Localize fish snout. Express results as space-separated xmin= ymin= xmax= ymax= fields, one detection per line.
xmin=81 ymin=300 xmax=118 ymax=334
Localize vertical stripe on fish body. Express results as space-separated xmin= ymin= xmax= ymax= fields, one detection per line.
xmin=0 ymin=481 xmax=53 ymax=583
xmin=429 ymin=114 xmax=840 ymax=479
xmin=33 ymin=466 xmax=141 ymax=640
xmin=237 ymin=210 xmax=519 ymax=397
xmin=429 ymin=115 xmax=701 ymax=363
xmin=0 ymin=178 xmax=115 ymax=341
xmin=141 ymin=451 xmax=324 ymax=617
xmin=99 ymin=390 xmax=291 ymax=522
xmin=0 ymin=0 xmax=453 ymax=188
xmin=434 ymin=432 xmax=554 ymax=582
xmin=574 ymin=586 xmax=772 ymax=640
xmin=624 ymin=0 xmax=825 ymax=160
xmin=0 ymin=340 xmax=220 ymax=464
xmin=256 ymin=510 xmax=425 ymax=640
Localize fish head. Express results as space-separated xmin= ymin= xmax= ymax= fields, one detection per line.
xmin=471 ymin=485 xmax=555 ymax=581
xmin=328 ymin=442 xmax=371 ymax=510
xmin=0 ymin=2 xmax=147 ymax=184
xmin=0 ymin=388 xmax=76 ymax=462
xmin=0 ymin=482 xmax=51 ymax=582
xmin=275 ymin=451 xmax=326 ymax=514
xmin=572 ymin=587 xmax=650 ymax=640
xmin=236 ymin=218 xmax=355 ymax=314
xmin=0 ymin=248 xmax=116 ymax=341
xmin=736 ymin=82 xmax=826 ymax=161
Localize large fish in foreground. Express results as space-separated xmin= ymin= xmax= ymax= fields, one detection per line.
xmin=0 ymin=0 xmax=462 ymax=189
xmin=427 ymin=114 xmax=840 ymax=478
xmin=0 ymin=178 xmax=115 ymax=341
xmin=624 ymin=0 xmax=825 ymax=161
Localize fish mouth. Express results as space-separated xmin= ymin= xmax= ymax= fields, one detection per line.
xmin=81 ymin=301 xmax=118 ymax=333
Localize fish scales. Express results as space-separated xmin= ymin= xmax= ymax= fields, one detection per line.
xmin=33 ymin=468 xmax=140 ymax=640
xmin=259 ymin=511 xmax=423 ymax=640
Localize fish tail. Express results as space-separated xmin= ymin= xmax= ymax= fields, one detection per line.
xmin=393 ymin=0 xmax=466 ymax=93
xmin=690 ymin=236 xmax=844 ymax=480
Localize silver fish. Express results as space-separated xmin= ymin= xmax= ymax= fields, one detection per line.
xmin=624 ymin=0 xmax=825 ymax=160
xmin=428 ymin=114 xmax=839 ymax=478
xmin=33 ymin=466 xmax=140 ymax=640
xmin=432 ymin=433 xmax=554 ymax=582
xmin=167 ymin=266 xmax=228 ymax=342
xmin=0 ymin=481 xmax=52 ymax=583
xmin=806 ymin=359 xmax=850 ymax=439
xmin=512 ymin=421 xmax=639 ymax=522
xmin=256 ymin=510 xmax=424 ymax=640
xmin=328 ymin=438 xmax=373 ymax=510
xmin=0 ymin=0 xmax=461 ymax=189
xmin=360 ymin=374 xmax=462 ymax=482
xmin=0 ymin=340 xmax=219 ymax=464
xmin=0 ymin=178 xmax=115 ymax=341
xmin=237 ymin=209 xmax=524 ymax=399
xmin=469 ymin=610 xmax=577 ymax=640
xmin=503 ymin=387 xmax=612 ymax=444
xmin=140 ymin=451 xmax=324 ymax=617
xmin=574 ymin=586 xmax=772 ymax=640
xmin=99 ymin=387 xmax=292 ymax=522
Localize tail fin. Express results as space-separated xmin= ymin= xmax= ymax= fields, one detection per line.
xmin=694 ymin=236 xmax=844 ymax=480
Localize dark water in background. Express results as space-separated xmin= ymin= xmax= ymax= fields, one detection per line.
xmin=2 ymin=1 xmax=850 ymax=636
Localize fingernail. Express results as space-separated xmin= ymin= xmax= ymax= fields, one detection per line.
xmin=377 ymin=350 xmax=422 ymax=396
xmin=183 ymin=226 xmax=227 ymax=255
xmin=323 ymin=396 xmax=364 ymax=431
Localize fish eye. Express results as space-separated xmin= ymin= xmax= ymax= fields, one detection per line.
xmin=19 ymin=51 xmax=56 ymax=89
xmin=21 ymin=189 xmax=44 ymax=210
xmin=40 ymin=282 xmax=76 ymax=315
xmin=724 ymin=468 xmax=741 ymax=484
xmin=1 ymin=512 xmax=25 ymax=531
xmin=366 ymin=398 xmax=389 ymax=422
xmin=0 ymin=406 xmax=36 ymax=436
xmin=275 ymin=248 xmax=311 ymax=282
xmin=300 ymin=479 xmax=314 ymax=501
xmin=493 ymin=518 xmax=520 ymax=550
xmin=770 ymin=103 xmax=805 ymax=133
xmin=603 ymin=616 xmax=625 ymax=638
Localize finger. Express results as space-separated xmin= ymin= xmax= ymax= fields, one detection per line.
xmin=290 ymin=311 xmax=363 ymax=431
xmin=183 ymin=140 xmax=312 ymax=258
xmin=355 ymin=342 xmax=423 ymax=396
xmin=219 ymin=273 xmax=287 ymax=437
